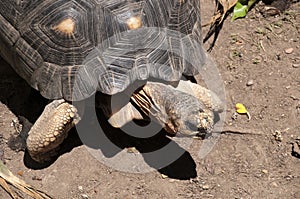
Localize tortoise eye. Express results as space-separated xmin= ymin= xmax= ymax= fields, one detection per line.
xmin=53 ymin=17 xmax=76 ymax=36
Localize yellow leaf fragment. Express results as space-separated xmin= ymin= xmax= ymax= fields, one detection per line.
xmin=235 ymin=103 xmax=251 ymax=120
xmin=235 ymin=103 xmax=247 ymax=114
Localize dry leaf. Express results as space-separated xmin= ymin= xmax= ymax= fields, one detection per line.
xmin=203 ymin=0 xmax=238 ymax=27
xmin=219 ymin=0 xmax=238 ymax=14
xmin=0 ymin=160 xmax=52 ymax=199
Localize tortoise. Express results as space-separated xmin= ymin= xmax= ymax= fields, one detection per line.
xmin=0 ymin=0 xmax=223 ymax=162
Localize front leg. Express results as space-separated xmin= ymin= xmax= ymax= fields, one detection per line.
xmin=26 ymin=99 xmax=80 ymax=162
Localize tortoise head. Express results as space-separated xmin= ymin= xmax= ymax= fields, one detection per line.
xmin=165 ymin=106 xmax=214 ymax=137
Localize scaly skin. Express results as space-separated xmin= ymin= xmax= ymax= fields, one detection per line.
xmin=109 ymin=81 xmax=223 ymax=136
xmin=26 ymin=99 xmax=80 ymax=162
xmin=133 ymin=82 xmax=215 ymax=136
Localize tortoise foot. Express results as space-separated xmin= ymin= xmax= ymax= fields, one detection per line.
xmin=26 ymin=99 xmax=80 ymax=162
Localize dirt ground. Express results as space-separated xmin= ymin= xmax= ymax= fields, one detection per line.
xmin=0 ymin=1 xmax=299 ymax=198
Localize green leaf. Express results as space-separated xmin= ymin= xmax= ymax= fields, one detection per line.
xmin=232 ymin=0 xmax=259 ymax=21
xmin=232 ymin=2 xmax=248 ymax=21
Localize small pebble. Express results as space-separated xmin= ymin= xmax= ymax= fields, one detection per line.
xmin=81 ymin=194 xmax=89 ymax=199
xmin=285 ymin=48 xmax=294 ymax=54
xmin=202 ymin=185 xmax=210 ymax=190
xmin=78 ymin=186 xmax=83 ymax=191
xmin=246 ymin=79 xmax=254 ymax=86
xmin=290 ymin=95 xmax=299 ymax=100
xmin=262 ymin=169 xmax=268 ymax=174
xmin=161 ymin=174 xmax=168 ymax=179
xmin=271 ymin=182 xmax=278 ymax=187
xmin=17 ymin=170 xmax=24 ymax=176
xmin=292 ymin=64 xmax=299 ymax=68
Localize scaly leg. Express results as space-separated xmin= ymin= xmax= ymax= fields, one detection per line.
xmin=26 ymin=99 xmax=80 ymax=162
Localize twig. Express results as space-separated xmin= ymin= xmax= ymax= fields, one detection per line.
xmin=220 ymin=126 xmax=266 ymax=136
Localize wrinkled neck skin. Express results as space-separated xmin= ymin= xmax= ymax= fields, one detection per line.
xmin=141 ymin=82 xmax=214 ymax=136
